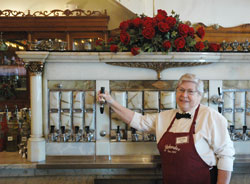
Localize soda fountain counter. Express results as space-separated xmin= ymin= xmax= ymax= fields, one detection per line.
xmin=3 ymin=51 xmax=250 ymax=184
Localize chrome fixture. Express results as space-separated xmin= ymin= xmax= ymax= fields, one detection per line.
xmin=60 ymin=126 xmax=71 ymax=142
xmin=131 ymin=128 xmax=139 ymax=142
xmin=48 ymin=125 xmax=58 ymax=142
xmin=84 ymin=126 xmax=94 ymax=142
xmin=241 ymin=126 xmax=250 ymax=141
xmin=210 ymin=87 xmax=224 ymax=113
xmin=229 ymin=125 xmax=241 ymax=141
xmin=73 ymin=126 xmax=82 ymax=142
xmin=116 ymin=126 xmax=121 ymax=142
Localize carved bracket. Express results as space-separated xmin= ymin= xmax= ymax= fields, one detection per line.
xmin=106 ymin=62 xmax=211 ymax=80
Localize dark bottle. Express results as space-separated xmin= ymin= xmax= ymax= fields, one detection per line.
xmin=6 ymin=118 xmax=19 ymax=152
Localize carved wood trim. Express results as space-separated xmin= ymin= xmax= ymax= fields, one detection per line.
xmin=194 ymin=23 xmax=250 ymax=43
xmin=0 ymin=9 xmax=107 ymax=17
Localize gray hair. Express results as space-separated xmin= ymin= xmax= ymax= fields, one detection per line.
xmin=176 ymin=73 xmax=204 ymax=95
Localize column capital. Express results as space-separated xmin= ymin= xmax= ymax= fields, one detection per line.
xmin=16 ymin=51 xmax=49 ymax=75
xmin=25 ymin=62 xmax=44 ymax=75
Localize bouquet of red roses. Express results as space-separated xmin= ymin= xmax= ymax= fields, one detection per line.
xmin=107 ymin=9 xmax=220 ymax=55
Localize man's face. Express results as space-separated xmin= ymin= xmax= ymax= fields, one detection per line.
xmin=176 ymin=81 xmax=202 ymax=112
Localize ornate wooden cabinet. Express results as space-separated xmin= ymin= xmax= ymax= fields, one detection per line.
xmin=0 ymin=9 xmax=110 ymax=110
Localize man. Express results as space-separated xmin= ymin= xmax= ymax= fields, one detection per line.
xmin=98 ymin=73 xmax=235 ymax=184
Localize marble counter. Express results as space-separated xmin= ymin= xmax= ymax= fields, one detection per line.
xmin=0 ymin=152 xmax=249 ymax=175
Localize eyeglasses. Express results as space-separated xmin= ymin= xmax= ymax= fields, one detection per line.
xmin=176 ymin=88 xmax=198 ymax=95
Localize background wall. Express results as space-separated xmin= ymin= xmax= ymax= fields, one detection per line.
xmin=118 ymin=0 xmax=250 ymax=27
xmin=1 ymin=0 xmax=250 ymax=29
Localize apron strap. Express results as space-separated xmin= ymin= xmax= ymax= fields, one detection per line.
xmin=190 ymin=104 xmax=200 ymax=134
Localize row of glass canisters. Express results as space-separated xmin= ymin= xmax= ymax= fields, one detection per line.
xmin=222 ymin=89 xmax=250 ymax=129
xmin=48 ymin=89 xmax=209 ymax=143
xmin=49 ymin=90 xmax=96 ymax=142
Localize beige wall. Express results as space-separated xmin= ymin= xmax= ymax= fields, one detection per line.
xmin=118 ymin=0 xmax=250 ymax=27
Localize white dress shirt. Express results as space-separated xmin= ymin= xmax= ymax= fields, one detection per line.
xmin=130 ymin=104 xmax=235 ymax=171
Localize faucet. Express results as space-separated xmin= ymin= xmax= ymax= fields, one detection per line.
xmin=116 ymin=126 xmax=121 ymax=142
xmin=84 ymin=126 xmax=94 ymax=142
xmin=73 ymin=126 xmax=82 ymax=142
xmin=229 ymin=125 xmax=241 ymax=141
xmin=241 ymin=125 xmax=250 ymax=141
xmin=60 ymin=126 xmax=71 ymax=142
xmin=210 ymin=87 xmax=224 ymax=113
xmin=131 ymin=128 xmax=139 ymax=142
xmin=148 ymin=134 xmax=156 ymax=142
xmin=48 ymin=125 xmax=58 ymax=142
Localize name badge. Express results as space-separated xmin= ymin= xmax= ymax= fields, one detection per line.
xmin=176 ymin=136 xmax=189 ymax=144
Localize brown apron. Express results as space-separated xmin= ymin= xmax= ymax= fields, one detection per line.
xmin=157 ymin=105 xmax=215 ymax=184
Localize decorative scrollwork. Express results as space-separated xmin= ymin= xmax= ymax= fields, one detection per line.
xmin=0 ymin=9 xmax=26 ymax=17
xmin=0 ymin=9 xmax=107 ymax=17
xmin=107 ymin=62 xmax=211 ymax=80
xmin=24 ymin=62 xmax=44 ymax=75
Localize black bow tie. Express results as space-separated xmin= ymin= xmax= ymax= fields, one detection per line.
xmin=176 ymin=112 xmax=191 ymax=120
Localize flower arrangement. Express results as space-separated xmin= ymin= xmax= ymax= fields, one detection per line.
xmin=96 ymin=9 xmax=221 ymax=55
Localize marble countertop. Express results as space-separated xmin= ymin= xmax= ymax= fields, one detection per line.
xmin=0 ymin=152 xmax=249 ymax=170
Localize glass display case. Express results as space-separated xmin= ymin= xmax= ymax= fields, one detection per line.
xmin=0 ymin=41 xmax=29 ymax=111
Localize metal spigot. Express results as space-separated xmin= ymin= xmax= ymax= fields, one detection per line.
xmin=241 ymin=126 xmax=249 ymax=141
xmin=84 ymin=126 xmax=94 ymax=142
xmin=131 ymin=128 xmax=138 ymax=142
xmin=116 ymin=126 xmax=121 ymax=142
xmin=210 ymin=87 xmax=224 ymax=113
xmin=48 ymin=125 xmax=58 ymax=142
xmin=73 ymin=126 xmax=82 ymax=142
xmin=60 ymin=126 xmax=71 ymax=142
xmin=229 ymin=125 xmax=240 ymax=141
xmin=148 ymin=134 xmax=156 ymax=142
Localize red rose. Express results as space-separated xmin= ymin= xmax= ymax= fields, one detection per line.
xmin=188 ymin=27 xmax=195 ymax=38
xmin=110 ymin=44 xmax=118 ymax=52
xmin=131 ymin=47 xmax=140 ymax=55
xmin=209 ymin=43 xmax=220 ymax=51
xmin=155 ymin=14 xmax=165 ymax=22
xmin=158 ymin=22 xmax=170 ymax=33
xmin=119 ymin=21 xmax=129 ymax=30
xmin=174 ymin=37 xmax=186 ymax=51
xmin=195 ymin=41 xmax=205 ymax=51
xmin=166 ymin=16 xmax=176 ymax=27
xmin=163 ymin=40 xmax=171 ymax=50
xmin=178 ymin=24 xmax=190 ymax=37
xmin=143 ymin=17 xmax=157 ymax=28
xmin=142 ymin=27 xmax=155 ymax=39
xmin=197 ymin=27 xmax=205 ymax=39
xmin=132 ymin=17 xmax=142 ymax=28
xmin=157 ymin=9 xmax=167 ymax=17
xmin=120 ymin=31 xmax=130 ymax=45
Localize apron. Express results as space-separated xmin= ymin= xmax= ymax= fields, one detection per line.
xmin=157 ymin=105 xmax=213 ymax=184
